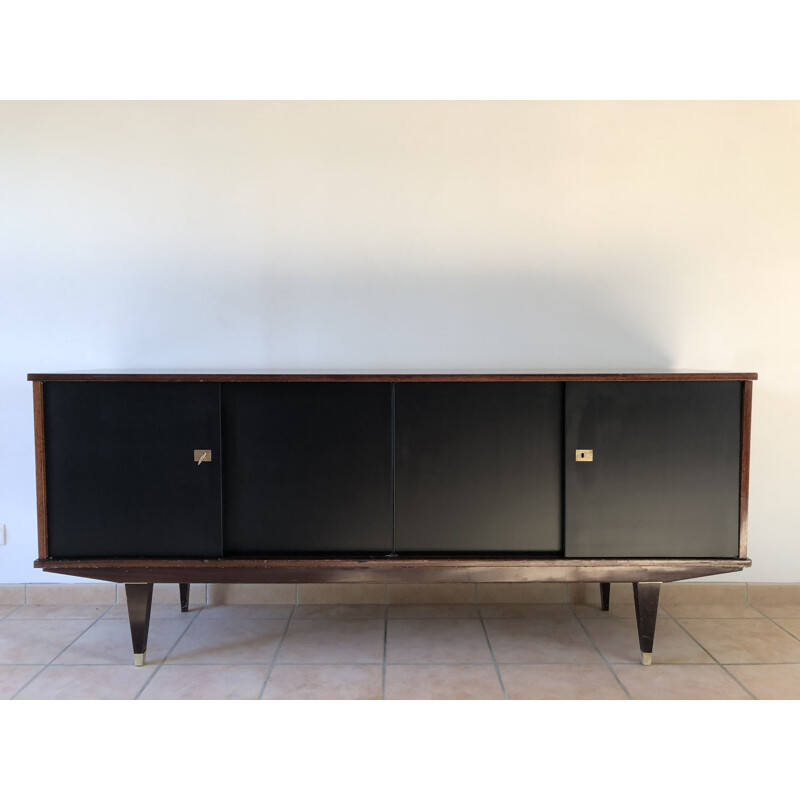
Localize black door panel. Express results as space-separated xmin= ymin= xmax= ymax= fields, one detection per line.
xmin=222 ymin=383 xmax=392 ymax=554
xmin=395 ymin=382 xmax=563 ymax=553
xmin=44 ymin=382 xmax=222 ymax=558
xmin=565 ymin=381 xmax=742 ymax=557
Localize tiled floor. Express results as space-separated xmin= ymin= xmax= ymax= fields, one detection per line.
xmin=2 ymin=591 xmax=800 ymax=699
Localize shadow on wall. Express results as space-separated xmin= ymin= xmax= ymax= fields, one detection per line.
xmin=110 ymin=261 xmax=676 ymax=370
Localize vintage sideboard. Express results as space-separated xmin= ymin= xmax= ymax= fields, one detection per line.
xmin=29 ymin=371 xmax=755 ymax=665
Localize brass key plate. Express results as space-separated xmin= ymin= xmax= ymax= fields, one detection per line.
xmin=576 ymin=449 xmax=593 ymax=462
xmin=194 ymin=449 xmax=212 ymax=464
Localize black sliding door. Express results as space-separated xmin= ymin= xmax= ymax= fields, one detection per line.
xmin=222 ymin=383 xmax=393 ymax=554
xmin=395 ymin=382 xmax=563 ymax=553
xmin=44 ymin=382 xmax=222 ymax=558
xmin=564 ymin=381 xmax=742 ymax=557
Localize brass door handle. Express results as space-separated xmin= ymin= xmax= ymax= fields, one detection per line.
xmin=194 ymin=449 xmax=212 ymax=465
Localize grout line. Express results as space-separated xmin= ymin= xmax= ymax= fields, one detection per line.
xmin=257 ymin=604 xmax=297 ymax=700
xmin=769 ymin=619 xmax=800 ymax=643
xmin=477 ymin=603 xmax=509 ymax=699
xmin=569 ymin=601 xmax=632 ymax=699
xmin=134 ymin=603 xmax=204 ymax=699
xmin=381 ymin=609 xmax=388 ymax=700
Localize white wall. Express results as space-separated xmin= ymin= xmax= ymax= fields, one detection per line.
xmin=1 ymin=101 xmax=798 ymax=583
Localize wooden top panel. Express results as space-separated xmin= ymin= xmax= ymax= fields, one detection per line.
xmin=28 ymin=370 xmax=758 ymax=382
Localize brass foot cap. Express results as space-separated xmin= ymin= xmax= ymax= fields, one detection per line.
xmin=641 ymin=652 xmax=653 ymax=666
xmin=134 ymin=652 xmax=146 ymax=667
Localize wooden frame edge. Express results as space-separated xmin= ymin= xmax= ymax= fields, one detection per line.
xmin=739 ymin=380 xmax=753 ymax=558
xmin=35 ymin=557 xmax=751 ymax=585
xmin=26 ymin=372 xmax=760 ymax=383
xmin=32 ymin=381 xmax=48 ymax=560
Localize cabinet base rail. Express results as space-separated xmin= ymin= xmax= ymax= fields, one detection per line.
xmin=34 ymin=557 xmax=749 ymax=667
xmin=35 ymin=557 xmax=750 ymax=584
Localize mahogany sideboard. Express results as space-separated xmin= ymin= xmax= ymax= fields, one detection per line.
xmin=29 ymin=371 xmax=755 ymax=666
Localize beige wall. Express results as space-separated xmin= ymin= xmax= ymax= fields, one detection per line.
xmin=1 ymin=101 xmax=798 ymax=581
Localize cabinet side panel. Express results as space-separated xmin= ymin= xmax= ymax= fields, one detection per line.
xmin=44 ymin=382 xmax=222 ymax=558
xmin=222 ymin=383 xmax=393 ymax=554
xmin=565 ymin=381 xmax=742 ymax=558
xmin=395 ymin=382 xmax=563 ymax=554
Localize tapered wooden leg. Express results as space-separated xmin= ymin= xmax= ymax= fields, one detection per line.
xmin=632 ymin=582 xmax=661 ymax=665
xmin=600 ymin=582 xmax=611 ymax=611
xmin=125 ymin=583 xmax=153 ymax=666
xmin=179 ymin=583 xmax=190 ymax=612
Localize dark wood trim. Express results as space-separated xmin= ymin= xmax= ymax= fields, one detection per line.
xmin=26 ymin=372 xmax=759 ymax=383
xmin=34 ymin=557 xmax=751 ymax=585
xmin=739 ymin=381 xmax=753 ymax=559
xmin=32 ymin=381 xmax=48 ymax=560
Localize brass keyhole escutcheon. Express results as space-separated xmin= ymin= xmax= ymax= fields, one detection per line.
xmin=576 ymin=449 xmax=593 ymax=462
xmin=194 ymin=449 xmax=212 ymax=465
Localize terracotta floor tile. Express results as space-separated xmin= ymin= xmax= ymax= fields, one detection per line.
xmin=55 ymin=619 xmax=190 ymax=666
xmin=387 ymin=604 xmax=479 ymax=619
xmin=0 ymin=666 xmax=42 ymax=698
xmin=773 ymin=619 xmax=800 ymax=638
xmin=747 ymin=585 xmax=800 ymax=608
xmin=197 ymin=604 xmax=295 ymax=620
xmin=500 ymin=664 xmax=628 ymax=699
xmin=478 ymin=583 xmax=566 ymax=604
xmin=0 ymin=619 xmax=95 ymax=664
xmin=726 ymin=664 xmax=800 ymax=699
xmin=750 ymin=603 xmax=800 ymax=619
xmin=679 ymin=619 xmax=800 ymax=664
xmin=384 ymin=665 xmax=505 ymax=699
xmin=484 ymin=617 xmax=603 ymax=663
xmin=9 ymin=604 xmax=112 ymax=620
xmin=140 ymin=664 xmax=270 ymax=699
xmin=613 ymin=665 xmax=752 ymax=699
xmin=386 ymin=619 xmax=492 ymax=664
xmin=293 ymin=604 xmax=387 ymax=620
xmin=581 ymin=617 xmax=713 ymax=664
xmin=166 ymin=619 xmax=287 ymax=664
xmin=27 ymin=584 xmax=116 ymax=605
xmin=278 ymin=619 xmax=385 ymax=664
xmin=662 ymin=602 xmax=765 ymax=619
xmin=104 ymin=603 xmax=204 ymax=620
xmin=15 ymin=664 xmax=157 ymax=700
xmin=479 ymin=604 xmax=575 ymax=619
xmin=264 ymin=664 xmax=383 ymax=699
xmin=298 ymin=584 xmax=386 ymax=605
xmin=388 ymin=583 xmax=476 ymax=604
xmin=660 ymin=583 xmax=746 ymax=605
xmin=571 ymin=601 xmax=637 ymax=619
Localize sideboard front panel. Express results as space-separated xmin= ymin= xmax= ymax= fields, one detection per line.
xmin=44 ymin=382 xmax=222 ymax=558
xmin=221 ymin=383 xmax=393 ymax=554
xmin=395 ymin=382 xmax=563 ymax=553
xmin=564 ymin=381 xmax=742 ymax=557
